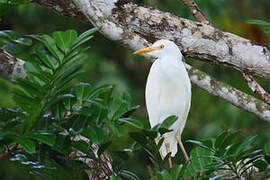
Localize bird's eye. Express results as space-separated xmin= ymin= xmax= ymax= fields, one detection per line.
xmin=160 ymin=45 xmax=164 ymax=49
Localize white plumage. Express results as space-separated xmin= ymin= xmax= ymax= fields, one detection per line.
xmin=134 ymin=40 xmax=191 ymax=162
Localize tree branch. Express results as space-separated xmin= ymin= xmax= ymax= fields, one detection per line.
xmin=181 ymin=0 xmax=270 ymax=106
xmin=1 ymin=39 xmax=270 ymax=122
xmin=70 ymin=135 xmax=115 ymax=179
xmin=242 ymin=72 xmax=270 ymax=105
xmin=186 ymin=64 xmax=270 ymax=121
xmin=33 ymin=0 xmax=270 ymax=80
xmin=180 ymin=0 xmax=210 ymax=25
xmin=0 ymin=50 xmax=26 ymax=81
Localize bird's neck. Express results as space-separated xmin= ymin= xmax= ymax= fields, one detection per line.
xmin=158 ymin=55 xmax=187 ymax=80
xmin=159 ymin=54 xmax=184 ymax=69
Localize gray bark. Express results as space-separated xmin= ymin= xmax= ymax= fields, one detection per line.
xmin=33 ymin=0 xmax=270 ymax=79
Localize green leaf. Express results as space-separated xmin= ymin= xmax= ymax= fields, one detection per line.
xmin=119 ymin=170 xmax=141 ymax=180
xmin=214 ymin=131 xmax=227 ymax=149
xmin=190 ymin=147 xmax=212 ymax=171
xmin=15 ymin=77 xmax=44 ymax=98
xmin=109 ymin=123 xmax=125 ymax=137
xmin=246 ymin=19 xmax=270 ymax=26
xmin=202 ymin=139 xmax=214 ymax=150
xmin=226 ymin=142 xmax=242 ymax=155
xmin=0 ymin=108 xmax=24 ymax=122
xmin=88 ymin=84 xmax=114 ymax=99
xmin=107 ymin=176 xmax=123 ymax=180
xmin=186 ymin=139 xmax=214 ymax=152
xmin=156 ymin=173 xmax=164 ymax=180
xmin=53 ymin=66 xmax=83 ymax=93
xmin=235 ymin=135 xmax=257 ymax=154
xmin=35 ymin=44 xmax=59 ymax=70
xmin=0 ymin=130 xmax=16 ymax=138
xmin=218 ymin=130 xmax=240 ymax=155
xmin=71 ymin=35 xmax=93 ymax=52
xmin=13 ymin=88 xmax=40 ymax=114
xmin=118 ymin=118 xmax=144 ymax=129
xmin=161 ymin=170 xmax=172 ymax=180
xmin=23 ymin=61 xmax=52 ymax=86
xmin=51 ymin=102 xmax=65 ymax=121
xmin=68 ymin=115 xmax=90 ymax=134
xmin=142 ymin=129 xmax=158 ymax=139
xmin=160 ymin=115 xmax=177 ymax=129
xmin=63 ymin=95 xmax=76 ymax=110
xmin=43 ymin=94 xmax=75 ymax=112
xmin=110 ymin=99 xmax=129 ymax=120
xmin=170 ymin=164 xmax=182 ymax=179
xmin=157 ymin=137 xmax=165 ymax=150
xmin=183 ymin=161 xmax=196 ymax=178
xmin=71 ymin=28 xmax=98 ymax=50
xmin=24 ymin=59 xmax=53 ymax=79
xmin=53 ymin=132 xmax=71 ymax=155
xmin=264 ymin=143 xmax=270 ymax=156
xmin=83 ymin=126 xmax=105 ymax=144
xmin=156 ymin=170 xmax=172 ymax=180
xmin=53 ymin=30 xmax=77 ymax=54
xmin=74 ymin=82 xmax=92 ymax=104
xmin=14 ymin=136 xmax=35 ymax=154
xmin=41 ymin=34 xmax=64 ymax=61
xmin=26 ymin=132 xmax=56 ymax=147
xmin=129 ymin=132 xmax=147 ymax=146
xmin=12 ymin=37 xmax=32 ymax=46
xmin=254 ymin=160 xmax=268 ymax=171
xmin=263 ymin=27 xmax=270 ymax=33
xmin=72 ymin=140 xmax=90 ymax=155
xmin=97 ymin=141 xmax=111 ymax=156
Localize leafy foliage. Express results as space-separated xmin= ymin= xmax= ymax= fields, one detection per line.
xmin=0 ymin=29 xmax=143 ymax=178
xmin=1 ymin=29 xmax=270 ymax=179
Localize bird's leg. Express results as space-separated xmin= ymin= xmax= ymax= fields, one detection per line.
xmin=164 ymin=137 xmax=173 ymax=168
xmin=176 ymin=130 xmax=189 ymax=161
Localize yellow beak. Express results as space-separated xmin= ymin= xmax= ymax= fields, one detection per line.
xmin=133 ymin=46 xmax=160 ymax=54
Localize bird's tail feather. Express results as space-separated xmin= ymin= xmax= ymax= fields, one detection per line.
xmin=156 ymin=132 xmax=178 ymax=159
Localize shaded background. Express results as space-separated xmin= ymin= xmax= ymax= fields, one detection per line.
xmin=1 ymin=0 xmax=270 ymax=179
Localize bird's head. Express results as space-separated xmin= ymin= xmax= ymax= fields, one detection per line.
xmin=133 ymin=39 xmax=182 ymax=59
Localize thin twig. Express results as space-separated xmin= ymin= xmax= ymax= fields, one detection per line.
xmin=180 ymin=0 xmax=210 ymax=24
xmin=242 ymin=72 xmax=270 ymax=105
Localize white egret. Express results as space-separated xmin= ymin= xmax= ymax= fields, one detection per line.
xmin=134 ymin=40 xmax=191 ymax=166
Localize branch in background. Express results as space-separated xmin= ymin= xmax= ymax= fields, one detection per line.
xmin=1 ymin=44 xmax=270 ymax=123
xmin=181 ymin=0 xmax=270 ymax=106
xmin=186 ymin=64 xmax=270 ymax=122
xmin=34 ymin=0 xmax=270 ymax=80
xmin=70 ymin=135 xmax=115 ymax=179
xmin=180 ymin=0 xmax=210 ymax=25
xmin=242 ymin=72 xmax=270 ymax=105
xmin=0 ymin=50 xmax=26 ymax=81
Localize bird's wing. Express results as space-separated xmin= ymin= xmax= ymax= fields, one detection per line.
xmin=158 ymin=65 xmax=191 ymax=158
xmin=145 ymin=60 xmax=161 ymax=128
xmin=159 ymin=76 xmax=190 ymax=132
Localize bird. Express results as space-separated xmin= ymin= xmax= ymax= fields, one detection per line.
xmin=134 ymin=40 xmax=191 ymax=167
